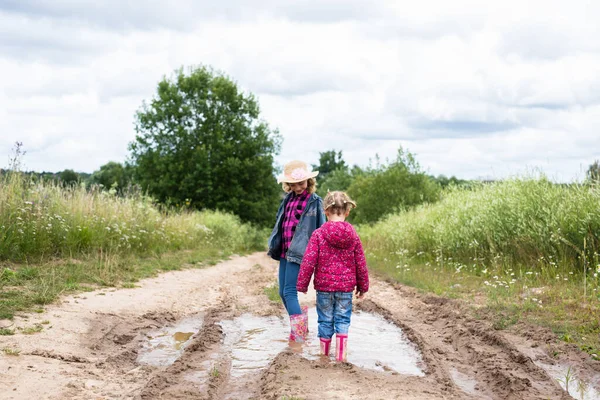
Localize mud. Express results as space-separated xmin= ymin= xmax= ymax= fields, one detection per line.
xmin=1 ymin=252 xmax=599 ymax=399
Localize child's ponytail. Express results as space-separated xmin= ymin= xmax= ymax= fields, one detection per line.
xmin=323 ymin=191 xmax=356 ymax=216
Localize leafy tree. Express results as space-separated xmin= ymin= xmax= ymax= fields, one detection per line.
xmin=347 ymin=147 xmax=440 ymax=224
xmin=58 ymin=169 xmax=79 ymax=186
xmin=316 ymin=165 xmax=367 ymax=198
xmin=89 ymin=162 xmax=132 ymax=192
xmin=317 ymin=168 xmax=354 ymax=197
xmin=587 ymin=160 xmax=600 ymax=183
xmin=313 ymin=150 xmax=347 ymax=180
xmin=129 ymin=66 xmax=281 ymax=225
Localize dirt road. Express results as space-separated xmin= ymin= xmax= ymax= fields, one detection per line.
xmin=0 ymin=253 xmax=597 ymax=399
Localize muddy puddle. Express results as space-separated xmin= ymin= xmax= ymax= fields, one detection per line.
xmin=223 ymin=308 xmax=423 ymax=376
xmin=534 ymin=361 xmax=600 ymax=400
xmin=450 ymin=368 xmax=492 ymax=399
xmin=137 ymin=308 xmax=423 ymax=377
xmin=137 ymin=314 xmax=204 ymax=366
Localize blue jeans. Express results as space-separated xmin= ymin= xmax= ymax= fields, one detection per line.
xmin=278 ymin=258 xmax=302 ymax=315
xmin=316 ymin=291 xmax=353 ymax=339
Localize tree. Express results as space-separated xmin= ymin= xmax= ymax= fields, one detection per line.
xmin=129 ymin=66 xmax=282 ymax=225
xmin=313 ymin=150 xmax=347 ymax=180
xmin=89 ymin=161 xmax=132 ymax=192
xmin=317 ymin=168 xmax=355 ymax=197
xmin=587 ymin=160 xmax=600 ymax=183
xmin=346 ymin=147 xmax=440 ymax=224
xmin=58 ymin=169 xmax=79 ymax=186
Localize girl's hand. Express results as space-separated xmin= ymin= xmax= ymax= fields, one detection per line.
xmin=355 ymin=290 xmax=365 ymax=299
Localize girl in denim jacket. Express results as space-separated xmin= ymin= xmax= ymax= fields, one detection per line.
xmin=297 ymin=191 xmax=369 ymax=362
xmin=267 ymin=160 xmax=326 ymax=343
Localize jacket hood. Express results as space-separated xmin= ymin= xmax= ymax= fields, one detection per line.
xmin=321 ymin=221 xmax=357 ymax=249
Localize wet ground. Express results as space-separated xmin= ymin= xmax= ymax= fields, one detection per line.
xmin=1 ymin=252 xmax=599 ymax=399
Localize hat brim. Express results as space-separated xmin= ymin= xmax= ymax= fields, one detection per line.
xmin=277 ymin=171 xmax=319 ymax=184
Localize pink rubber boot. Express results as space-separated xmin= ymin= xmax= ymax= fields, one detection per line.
xmin=320 ymin=337 xmax=332 ymax=356
xmin=301 ymin=305 xmax=309 ymax=334
xmin=289 ymin=314 xmax=307 ymax=343
xmin=335 ymin=333 xmax=348 ymax=362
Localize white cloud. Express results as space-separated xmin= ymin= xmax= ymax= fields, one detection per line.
xmin=0 ymin=0 xmax=599 ymax=182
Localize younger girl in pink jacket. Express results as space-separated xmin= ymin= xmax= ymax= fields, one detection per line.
xmin=297 ymin=191 xmax=369 ymax=362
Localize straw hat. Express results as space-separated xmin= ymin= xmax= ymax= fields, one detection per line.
xmin=276 ymin=160 xmax=319 ymax=184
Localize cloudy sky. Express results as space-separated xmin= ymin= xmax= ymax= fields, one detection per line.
xmin=1 ymin=0 xmax=599 ymax=181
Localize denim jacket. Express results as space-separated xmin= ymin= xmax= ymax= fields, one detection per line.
xmin=267 ymin=192 xmax=326 ymax=265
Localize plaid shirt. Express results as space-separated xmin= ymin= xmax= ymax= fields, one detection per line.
xmin=280 ymin=190 xmax=310 ymax=258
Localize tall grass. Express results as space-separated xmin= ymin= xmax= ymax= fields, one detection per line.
xmin=359 ymin=177 xmax=600 ymax=356
xmin=0 ymin=170 xmax=268 ymax=319
xmin=0 ymin=171 xmax=265 ymax=261
xmin=360 ymin=178 xmax=600 ymax=271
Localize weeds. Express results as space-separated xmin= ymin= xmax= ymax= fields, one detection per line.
xmin=557 ymin=366 xmax=575 ymax=393
xmin=20 ymin=324 xmax=43 ymax=334
xmin=264 ymin=282 xmax=281 ymax=303
xmin=2 ymin=347 xmax=21 ymax=356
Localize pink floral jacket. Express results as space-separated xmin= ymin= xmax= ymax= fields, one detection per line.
xmin=297 ymin=221 xmax=369 ymax=293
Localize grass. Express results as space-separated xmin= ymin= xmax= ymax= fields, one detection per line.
xmin=0 ymin=170 xmax=267 ymax=262
xmin=20 ymin=324 xmax=43 ymax=334
xmin=0 ymin=246 xmax=260 ymax=319
xmin=2 ymin=347 xmax=21 ymax=356
xmin=0 ymin=170 xmax=268 ymax=319
xmin=359 ymin=177 xmax=600 ymax=357
xmin=264 ymin=282 xmax=281 ymax=303
xmin=0 ymin=328 xmax=14 ymax=335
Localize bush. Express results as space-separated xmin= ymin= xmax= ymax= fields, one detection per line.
xmin=347 ymin=147 xmax=440 ymax=224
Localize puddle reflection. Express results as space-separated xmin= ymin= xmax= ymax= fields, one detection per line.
xmin=219 ymin=315 xmax=290 ymax=377
xmin=350 ymin=311 xmax=424 ymax=376
xmin=137 ymin=314 xmax=204 ymax=366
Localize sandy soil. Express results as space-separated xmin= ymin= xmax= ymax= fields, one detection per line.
xmin=0 ymin=252 xmax=597 ymax=399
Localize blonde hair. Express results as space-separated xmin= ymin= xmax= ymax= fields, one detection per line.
xmin=282 ymin=178 xmax=317 ymax=194
xmin=323 ymin=191 xmax=356 ymax=216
